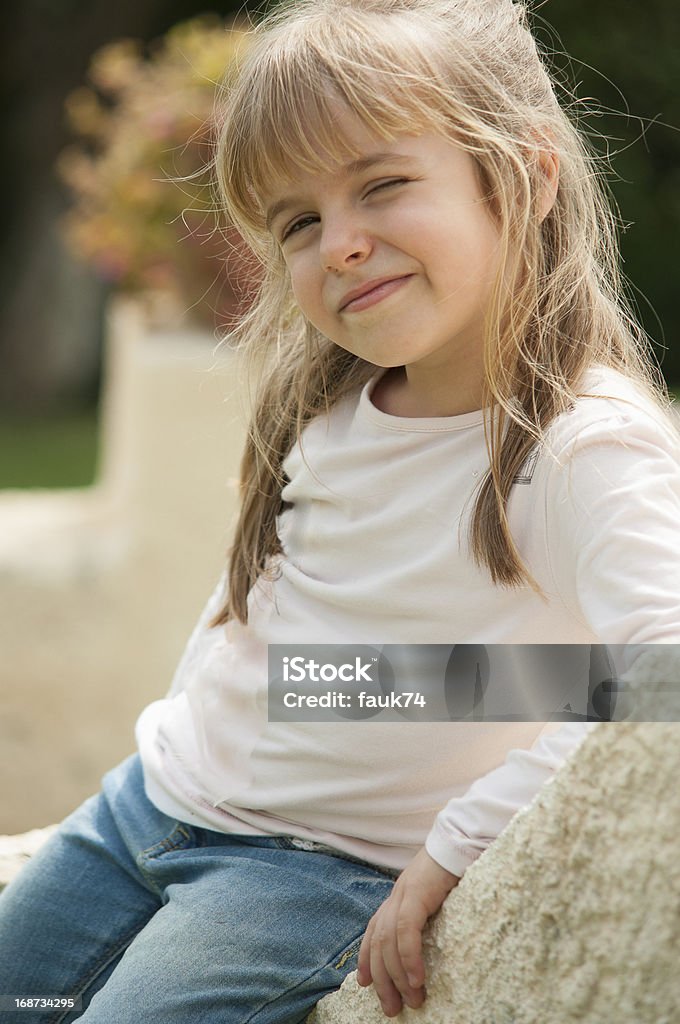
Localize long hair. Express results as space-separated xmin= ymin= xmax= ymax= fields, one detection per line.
xmin=209 ymin=0 xmax=670 ymax=626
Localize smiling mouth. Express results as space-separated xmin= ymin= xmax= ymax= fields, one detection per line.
xmin=341 ymin=275 xmax=414 ymax=312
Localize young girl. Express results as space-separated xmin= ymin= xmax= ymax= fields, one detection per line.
xmin=2 ymin=0 xmax=679 ymax=1021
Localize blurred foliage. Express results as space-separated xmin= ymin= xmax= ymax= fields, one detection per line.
xmin=57 ymin=15 xmax=257 ymax=328
xmin=0 ymin=409 xmax=98 ymax=489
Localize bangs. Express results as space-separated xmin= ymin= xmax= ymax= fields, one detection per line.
xmin=243 ymin=78 xmax=424 ymax=203
xmin=217 ymin=8 xmax=462 ymax=239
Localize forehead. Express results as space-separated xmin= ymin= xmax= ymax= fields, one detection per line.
xmin=261 ymin=122 xmax=476 ymax=232
xmin=248 ymin=93 xmax=444 ymax=217
xmin=257 ymin=104 xmax=394 ymax=196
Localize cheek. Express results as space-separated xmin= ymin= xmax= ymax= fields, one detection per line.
xmin=287 ymin=264 xmax=333 ymax=332
xmin=399 ymin=201 xmax=498 ymax=276
xmin=454 ymin=211 xmax=502 ymax=284
xmin=287 ymin=262 xmax=317 ymax=312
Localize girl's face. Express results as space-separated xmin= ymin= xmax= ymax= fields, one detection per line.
xmin=264 ymin=111 xmax=502 ymax=412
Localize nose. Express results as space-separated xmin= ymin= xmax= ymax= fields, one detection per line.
xmin=319 ymin=211 xmax=373 ymax=273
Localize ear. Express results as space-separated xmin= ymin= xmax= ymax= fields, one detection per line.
xmin=534 ymin=146 xmax=559 ymax=223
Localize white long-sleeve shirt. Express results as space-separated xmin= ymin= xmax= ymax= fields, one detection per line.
xmin=135 ymin=365 xmax=680 ymax=876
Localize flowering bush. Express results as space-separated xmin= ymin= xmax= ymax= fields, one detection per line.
xmin=57 ymin=16 xmax=258 ymax=328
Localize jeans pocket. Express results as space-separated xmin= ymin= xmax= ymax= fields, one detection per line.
xmin=138 ymin=823 xmax=197 ymax=861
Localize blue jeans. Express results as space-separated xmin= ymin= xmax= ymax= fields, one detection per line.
xmin=0 ymin=753 xmax=397 ymax=1023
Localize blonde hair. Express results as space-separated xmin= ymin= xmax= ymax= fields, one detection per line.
xmin=210 ymin=0 xmax=670 ymax=627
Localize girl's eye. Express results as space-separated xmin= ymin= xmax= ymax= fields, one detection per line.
xmin=281 ymin=215 xmax=318 ymax=242
xmin=367 ymin=177 xmax=409 ymax=195
xmin=280 ymin=179 xmax=409 ymax=243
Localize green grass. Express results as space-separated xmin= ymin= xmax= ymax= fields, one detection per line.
xmin=0 ymin=407 xmax=99 ymax=490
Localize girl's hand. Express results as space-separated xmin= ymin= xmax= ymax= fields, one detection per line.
xmin=357 ymin=847 xmax=460 ymax=1018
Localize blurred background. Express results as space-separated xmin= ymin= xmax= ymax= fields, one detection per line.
xmin=0 ymin=0 xmax=678 ymax=833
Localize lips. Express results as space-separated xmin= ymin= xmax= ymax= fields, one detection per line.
xmin=338 ymin=275 xmax=413 ymax=312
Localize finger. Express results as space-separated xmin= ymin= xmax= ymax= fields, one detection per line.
xmin=357 ymin=918 xmax=376 ymax=987
xmin=380 ymin=919 xmax=426 ymax=1009
xmin=366 ymin=892 xmax=424 ymax=1006
xmin=394 ymin=896 xmax=429 ymax=990
xmin=369 ymin=934 xmax=404 ymax=1018
xmin=379 ymin=916 xmax=419 ymax=993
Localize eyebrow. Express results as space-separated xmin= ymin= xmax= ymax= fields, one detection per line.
xmin=264 ymin=153 xmax=413 ymax=232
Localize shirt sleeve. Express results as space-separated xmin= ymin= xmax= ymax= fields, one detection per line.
xmin=426 ymin=721 xmax=596 ymax=876
xmin=544 ymin=399 xmax=680 ymax=648
xmin=426 ymin=395 xmax=680 ymax=878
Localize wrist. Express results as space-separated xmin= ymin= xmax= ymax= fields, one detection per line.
xmin=421 ymin=848 xmax=461 ymax=889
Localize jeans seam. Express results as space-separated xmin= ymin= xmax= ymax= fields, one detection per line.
xmin=48 ymin=919 xmax=150 ymax=1024
xmin=273 ymin=837 xmax=400 ymax=879
xmin=333 ymin=937 xmax=362 ymax=970
xmin=243 ymin=930 xmax=367 ymax=1024
xmin=324 ymin=850 xmax=401 ymax=879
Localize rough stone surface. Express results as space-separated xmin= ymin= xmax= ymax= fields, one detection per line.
xmin=310 ymin=646 xmax=680 ymax=1024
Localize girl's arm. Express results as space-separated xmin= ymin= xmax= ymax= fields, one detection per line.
xmin=425 ymin=720 xmax=595 ymax=874
xmin=359 ymin=391 xmax=680 ymax=1016
xmin=427 ymin=392 xmax=680 ymax=876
